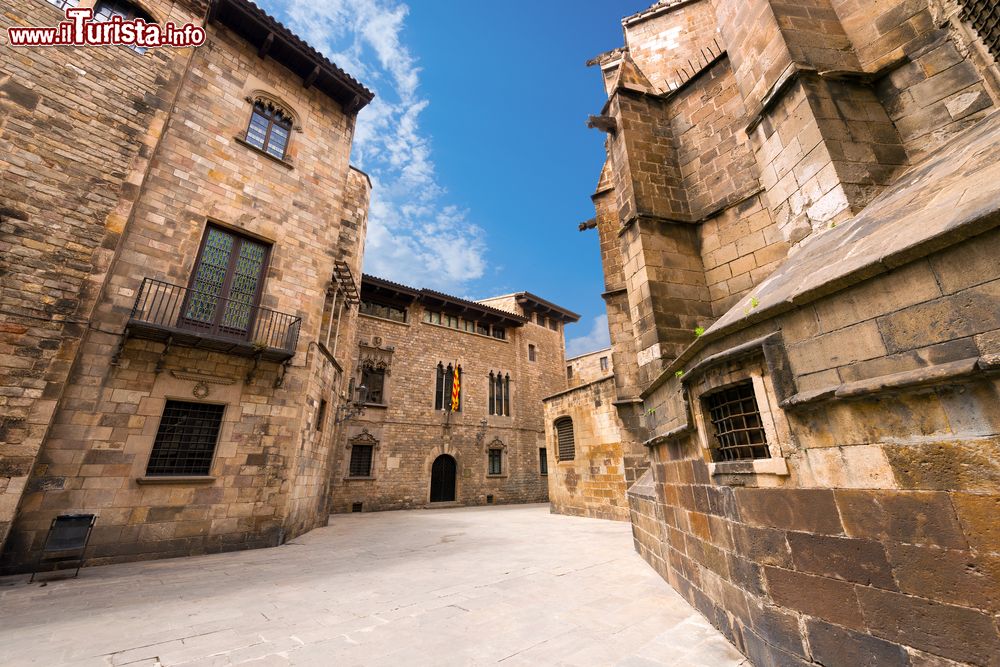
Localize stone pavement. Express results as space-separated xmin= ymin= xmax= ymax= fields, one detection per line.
xmin=0 ymin=504 xmax=747 ymax=666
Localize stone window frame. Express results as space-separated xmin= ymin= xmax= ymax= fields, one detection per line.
xmin=235 ymin=92 xmax=302 ymax=168
xmin=538 ymin=447 xmax=548 ymax=476
xmin=488 ymin=370 xmax=512 ymax=417
xmin=689 ymin=355 xmax=790 ymax=479
xmin=485 ymin=438 xmax=508 ymax=478
xmin=344 ymin=430 xmax=379 ymax=480
xmin=528 ymin=343 xmax=537 ymax=362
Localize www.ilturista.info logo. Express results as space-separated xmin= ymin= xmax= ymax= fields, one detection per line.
xmin=7 ymin=7 xmax=206 ymax=48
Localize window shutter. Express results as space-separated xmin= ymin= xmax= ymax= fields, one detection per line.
xmin=555 ymin=417 xmax=575 ymax=461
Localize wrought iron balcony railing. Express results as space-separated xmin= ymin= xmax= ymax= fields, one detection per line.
xmin=126 ymin=278 xmax=301 ymax=361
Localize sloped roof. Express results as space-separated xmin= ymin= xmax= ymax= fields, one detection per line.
xmin=709 ymin=111 xmax=1000 ymax=338
xmin=210 ymin=0 xmax=373 ymax=111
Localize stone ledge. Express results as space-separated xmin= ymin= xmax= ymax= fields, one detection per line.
xmin=708 ymin=456 xmax=789 ymax=478
xmin=781 ymin=357 xmax=983 ymax=408
xmin=136 ymin=476 xmax=216 ymax=485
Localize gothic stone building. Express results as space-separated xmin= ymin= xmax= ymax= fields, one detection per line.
xmin=553 ymin=0 xmax=1000 ymax=665
xmin=330 ymin=275 xmax=577 ymax=513
xmin=0 ymin=0 xmax=372 ymax=570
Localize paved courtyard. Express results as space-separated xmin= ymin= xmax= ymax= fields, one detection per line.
xmin=0 ymin=504 xmax=745 ymax=666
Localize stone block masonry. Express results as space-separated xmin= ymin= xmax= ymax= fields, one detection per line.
xmin=331 ymin=279 xmax=578 ymax=513
xmin=1 ymin=0 xmax=374 ymax=570
xmin=576 ymin=0 xmax=1000 ymax=665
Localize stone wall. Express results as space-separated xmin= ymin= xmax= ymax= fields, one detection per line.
xmin=585 ymin=0 xmax=1000 ymax=664
xmin=632 ymin=226 xmax=1000 ymax=666
xmin=0 ymin=0 xmax=370 ymax=570
xmin=330 ymin=293 xmax=567 ymax=513
xmin=0 ymin=0 xmax=204 ymax=559
xmin=566 ymin=347 xmax=612 ymax=388
xmin=543 ymin=377 xmax=647 ymax=522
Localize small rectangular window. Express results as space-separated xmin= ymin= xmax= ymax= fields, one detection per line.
xmin=539 ymin=448 xmax=548 ymax=475
xmin=600 ymin=356 xmax=609 ymax=372
xmin=528 ymin=344 xmax=536 ymax=362
xmin=491 ymin=327 xmax=506 ymax=340
xmin=462 ymin=320 xmax=475 ymax=333
xmin=477 ymin=323 xmax=490 ymax=336
xmin=548 ymin=319 xmax=559 ymax=331
xmin=488 ymin=449 xmax=502 ymax=475
xmin=444 ymin=314 xmax=460 ymax=329
xmin=46 ymin=0 xmax=79 ymax=9
xmin=703 ymin=380 xmax=770 ymax=462
xmin=361 ymin=367 xmax=385 ymax=405
xmin=567 ymin=365 xmax=573 ymax=379
xmin=146 ymin=401 xmax=225 ymax=476
xmin=316 ymin=399 xmax=327 ymax=431
xmin=349 ymin=444 xmax=374 ymax=477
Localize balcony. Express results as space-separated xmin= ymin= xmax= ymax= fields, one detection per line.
xmin=126 ymin=278 xmax=301 ymax=362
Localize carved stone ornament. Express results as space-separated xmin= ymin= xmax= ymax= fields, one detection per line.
xmin=192 ymin=382 xmax=210 ymax=399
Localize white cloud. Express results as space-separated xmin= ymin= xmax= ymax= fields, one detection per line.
xmin=276 ymin=0 xmax=488 ymax=291
xmin=566 ymin=314 xmax=611 ymax=358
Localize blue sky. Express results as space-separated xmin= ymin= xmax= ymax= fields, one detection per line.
xmin=258 ymin=0 xmax=652 ymax=356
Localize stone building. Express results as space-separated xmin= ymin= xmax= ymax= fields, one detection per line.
xmin=0 ymin=0 xmax=373 ymax=570
xmin=565 ymin=346 xmax=613 ymax=388
xmin=561 ymin=0 xmax=1000 ymax=665
xmin=330 ymin=276 xmax=578 ymax=513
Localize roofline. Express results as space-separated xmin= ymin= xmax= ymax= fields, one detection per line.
xmin=349 ymin=165 xmax=372 ymax=189
xmin=209 ymin=0 xmax=374 ymax=113
xmin=566 ymin=346 xmax=612 ymax=362
xmin=542 ymin=375 xmax=615 ymax=403
xmin=622 ymin=0 xmax=707 ymax=28
xmin=360 ymin=275 xmax=529 ymax=327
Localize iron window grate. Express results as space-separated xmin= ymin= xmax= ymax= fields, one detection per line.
xmin=146 ymin=401 xmax=225 ymax=476
xmin=960 ymin=0 xmax=1000 ymax=61
xmin=349 ymin=444 xmax=373 ymax=477
xmin=555 ymin=417 xmax=575 ymax=461
xmin=704 ymin=381 xmax=770 ymax=462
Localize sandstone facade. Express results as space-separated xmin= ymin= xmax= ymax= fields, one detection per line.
xmin=330 ymin=277 xmax=577 ymax=513
xmin=566 ymin=0 xmax=1000 ymax=665
xmin=565 ymin=347 xmax=613 ymax=389
xmin=0 ymin=0 xmax=372 ymax=570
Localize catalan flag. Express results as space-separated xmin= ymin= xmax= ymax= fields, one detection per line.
xmin=450 ymin=364 xmax=461 ymax=412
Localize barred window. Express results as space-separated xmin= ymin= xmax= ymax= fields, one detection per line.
xmin=539 ymin=447 xmax=548 ymax=475
xmin=434 ymin=362 xmax=462 ymax=411
xmin=555 ymin=417 xmax=575 ymax=461
xmin=959 ymin=0 xmax=999 ymax=61
xmin=146 ymin=401 xmax=225 ymax=476
xmin=360 ymin=299 xmax=407 ymax=323
xmin=348 ymin=444 xmax=373 ymax=477
xmin=488 ymin=448 xmax=502 ymax=475
xmin=703 ymin=380 xmax=770 ymax=462
xmin=488 ymin=371 xmax=511 ymax=416
xmin=245 ymin=100 xmax=293 ymax=159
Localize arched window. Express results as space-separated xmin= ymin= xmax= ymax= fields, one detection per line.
xmin=94 ymin=0 xmax=155 ymax=53
xmin=555 ymin=417 xmax=575 ymax=461
xmin=488 ymin=371 xmax=510 ymax=416
xmin=245 ymin=99 xmax=294 ymax=159
xmin=435 ymin=362 xmax=462 ymax=411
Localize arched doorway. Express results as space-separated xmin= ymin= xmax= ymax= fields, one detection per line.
xmin=430 ymin=454 xmax=457 ymax=502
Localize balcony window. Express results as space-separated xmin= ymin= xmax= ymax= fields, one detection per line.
xmin=184 ymin=225 xmax=270 ymax=338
